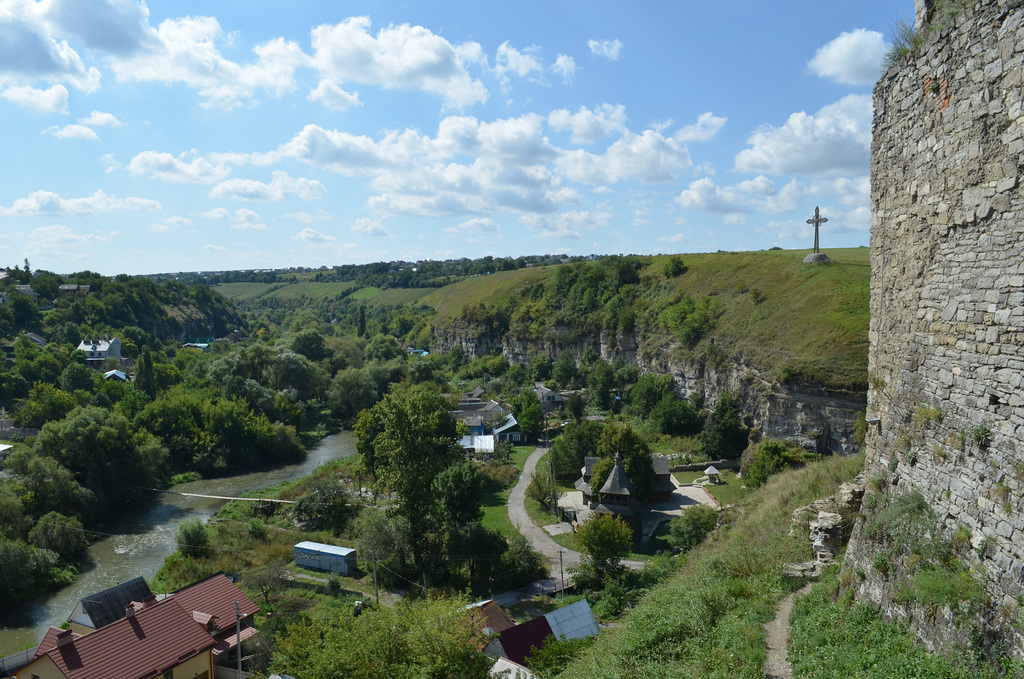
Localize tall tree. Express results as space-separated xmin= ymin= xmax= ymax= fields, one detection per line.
xmin=575 ymin=513 xmax=632 ymax=580
xmin=135 ymin=345 xmax=157 ymax=399
xmin=354 ymin=385 xmax=462 ymax=562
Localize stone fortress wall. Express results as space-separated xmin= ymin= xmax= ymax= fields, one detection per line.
xmin=845 ymin=0 xmax=1024 ymax=654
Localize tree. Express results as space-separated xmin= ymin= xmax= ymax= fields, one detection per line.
xmin=175 ymin=518 xmax=210 ymax=558
xmin=271 ymin=595 xmax=493 ymax=679
xmin=594 ymin=424 xmax=654 ymax=499
xmin=13 ymin=383 xmax=77 ymax=428
xmin=291 ymin=328 xmax=330 ymax=362
xmin=364 ymin=333 xmax=403 ymax=362
xmin=0 ymin=538 xmax=58 ymax=608
xmin=327 ymin=368 xmax=378 ymax=421
xmin=629 ymin=374 xmax=674 ymax=418
xmin=354 ymin=385 xmax=462 ymax=562
xmin=28 ymin=511 xmax=88 ymax=560
xmin=135 ymin=345 xmax=157 ymax=398
xmin=294 ymin=479 xmax=355 ymax=534
xmin=552 ymin=352 xmax=579 ymax=389
xmin=431 ymin=461 xmax=484 ymax=532
xmin=246 ymin=559 xmax=288 ymax=604
xmin=510 ymin=392 xmax=544 ymax=442
xmin=575 ymin=513 xmax=632 ymax=580
xmin=353 ymin=508 xmax=413 ymax=573
xmin=650 ymin=393 xmax=700 ymax=436
xmin=586 ymin=360 xmax=616 ymax=411
xmin=497 ymin=533 xmax=546 ymax=589
xmin=699 ymin=392 xmax=749 ymax=459
xmin=566 ymin=392 xmax=585 ymax=423
xmin=663 ymin=256 xmax=686 ymax=277
xmin=59 ymin=362 xmax=95 ymax=393
xmin=549 ymin=420 xmax=605 ymax=477
xmin=667 ymin=505 xmax=718 ymax=552
xmin=34 ymin=407 xmax=167 ymax=511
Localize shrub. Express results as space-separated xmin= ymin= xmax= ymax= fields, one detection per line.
xmin=175 ymin=518 xmax=210 ymax=558
xmin=667 ymin=505 xmax=718 ymax=552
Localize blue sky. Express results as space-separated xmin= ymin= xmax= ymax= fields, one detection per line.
xmin=0 ymin=0 xmax=902 ymax=275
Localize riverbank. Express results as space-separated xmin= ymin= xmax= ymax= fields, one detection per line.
xmin=0 ymin=432 xmax=357 ymax=656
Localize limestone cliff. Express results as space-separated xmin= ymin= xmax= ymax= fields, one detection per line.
xmin=844 ymin=0 xmax=1024 ymax=657
xmin=434 ymin=322 xmax=865 ymax=455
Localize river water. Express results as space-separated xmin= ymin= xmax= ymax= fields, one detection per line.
xmin=0 ymin=432 xmax=357 ymax=656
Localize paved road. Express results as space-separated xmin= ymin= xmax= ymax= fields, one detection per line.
xmin=507 ymin=446 xmax=584 ymax=570
xmin=506 ymin=446 xmax=644 ymax=574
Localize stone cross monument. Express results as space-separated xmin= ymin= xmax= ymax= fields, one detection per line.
xmin=803 ymin=206 xmax=830 ymax=263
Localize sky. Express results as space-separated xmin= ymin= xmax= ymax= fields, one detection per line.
xmin=0 ymin=0 xmax=904 ymax=276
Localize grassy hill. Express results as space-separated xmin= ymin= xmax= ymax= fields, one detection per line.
xmin=212 ymin=248 xmax=870 ymax=391
xmin=424 ymin=248 xmax=870 ymax=392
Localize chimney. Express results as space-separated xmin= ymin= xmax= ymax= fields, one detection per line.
xmin=57 ymin=630 xmax=74 ymax=647
xmin=126 ymin=603 xmax=137 ymax=618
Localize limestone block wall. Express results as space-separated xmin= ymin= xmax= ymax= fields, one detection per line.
xmin=846 ymin=0 xmax=1024 ymax=653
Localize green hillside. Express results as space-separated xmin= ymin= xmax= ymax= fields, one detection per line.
xmin=425 ymin=248 xmax=870 ymax=392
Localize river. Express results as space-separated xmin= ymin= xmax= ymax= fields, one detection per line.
xmin=0 ymin=432 xmax=357 ymax=656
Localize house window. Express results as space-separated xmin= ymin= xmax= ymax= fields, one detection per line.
xmin=163 ymin=671 xmax=174 ymax=679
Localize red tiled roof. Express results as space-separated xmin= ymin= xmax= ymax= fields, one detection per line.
xmin=33 ymin=628 xmax=81 ymax=660
xmin=31 ymin=599 xmax=215 ymax=679
xmin=212 ymin=626 xmax=259 ymax=655
xmin=170 ymin=573 xmax=259 ymax=628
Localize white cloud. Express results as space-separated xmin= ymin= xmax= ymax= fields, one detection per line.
xmin=128 ymin=150 xmax=230 ymax=183
xmin=588 ymin=39 xmax=622 ymax=60
xmin=674 ymin=177 xmax=750 ymax=213
xmin=551 ymin=54 xmax=577 ymax=83
xmin=0 ymin=189 xmax=159 ymax=216
xmin=674 ymin=112 xmax=726 ymax=142
xmin=734 ymin=94 xmax=871 ymax=176
xmin=723 ymin=214 xmax=747 ymax=225
xmin=203 ymin=244 xmax=226 ymax=253
xmin=295 ymin=227 xmax=336 ymax=243
xmin=759 ymin=179 xmax=805 ymax=213
xmin=548 ymin=104 xmax=627 ymax=144
xmin=209 ymin=170 xmax=326 ymax=201
xmin=78 ymin=110 xmax=124 ymax=126
xmin=659 ymin=233 xmax=686 ymax=243
xmin=309 ymin=17 xmax=487 ymax=109
xmin=494 ymin=42 xmax=543 ymax=90
xmin=47 ymin=0 xmax=154 ymax=56
xmin=351 ymin=217 xmax=387 ymax=237
xmin=735 ymin=175 xmax=776 ymax=195
xmin=284 ymin=211 xmax=330 ymax=223
xmin=521 ymin=209 xmax=611 ymax=239
xmin=808 ymin=29 xmax=886 ymax=86
xmin=44 ymin=123 xmax=98 ymax=140
xmin=25 ymin=224 xmax=108 ymax=259
xmin=308 ymin=79 xmax=361 ymax=111
xmin=2 ymin=84 xmax=69 ymax=112
xmin=151 ymin=215 xmax=191 ymax=232
xmin=557 ymin=130 xmax=690 ymax=184
xmin=810 ymin=176 xmax=870 ymax=206
xmin=107 ymin=16 xmax=306 ymax=109
xmin=444 ymin=217 xmax=499 ymax=235
xmin=0 ymin=11 xmax=101 ymax=92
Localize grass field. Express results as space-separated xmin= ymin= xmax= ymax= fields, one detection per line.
xmin=421 ymin=247 xmax=870 ymax=391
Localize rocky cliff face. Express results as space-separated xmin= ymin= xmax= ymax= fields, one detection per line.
xmin=434 ymin=322 xmax=865 ymax=455
xmin=844 ymin=0 xmax=1024 ymax=657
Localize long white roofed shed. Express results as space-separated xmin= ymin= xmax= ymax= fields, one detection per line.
xmin=294 ymin=541 xmax=357 ymax=575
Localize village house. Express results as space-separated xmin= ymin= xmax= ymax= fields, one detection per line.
xmin=17 ymin=598 xmax=218 ymax=679
xmin=76 ymin=337 xmax=122 ymax=365
xmin=33 ymin=573 xmax=260 ymax=678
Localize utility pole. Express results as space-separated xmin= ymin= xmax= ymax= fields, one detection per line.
xmin=559 ymin=551 xmax=565 ymax=609
xmin=371 ymin=550 xmax=379 ymax=606
xmin=235 ymin=601 xmax=241 ymax=675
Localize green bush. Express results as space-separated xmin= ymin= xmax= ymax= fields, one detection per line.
xmin=667 ymin=505 xmax=718 ymax=553
xmin=175 ymin=518 xmax=210 ymax=558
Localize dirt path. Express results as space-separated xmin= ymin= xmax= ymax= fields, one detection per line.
xmin=763 ymin=583 xmax=812 ymax=679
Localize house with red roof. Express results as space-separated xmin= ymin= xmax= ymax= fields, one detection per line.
xmin=16 ymin=598 xmax=217 ymax=679
xmin=18 ymin=574 xmax=259 ymax=679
